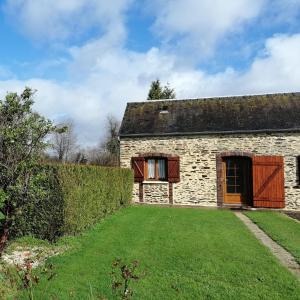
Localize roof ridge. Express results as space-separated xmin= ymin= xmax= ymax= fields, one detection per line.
xmin=126 ymin=92 xmax=300 ymax=105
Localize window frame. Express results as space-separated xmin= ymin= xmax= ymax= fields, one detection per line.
xmin=225 ymin=159 xmax=242 ymax=194
xmin=145 ymin=157 xmax=168 ymax=181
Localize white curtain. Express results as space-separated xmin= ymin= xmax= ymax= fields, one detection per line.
xmin=158 ymin=159 xmax=166 ymax=179
xmin=148 ymin=159 xmax=155 ymax=178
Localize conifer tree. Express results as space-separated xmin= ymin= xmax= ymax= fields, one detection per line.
xmin=147 ymin=79 xmax=176 ymax=100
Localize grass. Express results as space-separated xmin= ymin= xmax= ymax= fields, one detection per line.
xmin=244 ymin=211 xmax=300 ymax=263
xmin=0 ymin=237 xmax=52 ymax=299
xmin=4 ymin=236 xmax=53 ymax=252
xmin=16 ymin=206 xmax=300 ymax=299
xmin=0 ymin=265 xmax=15 ymax=300
xmin=0 ymin=236 xmax=74 ymax=299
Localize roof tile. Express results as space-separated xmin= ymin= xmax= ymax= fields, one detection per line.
xmin=119 ymin=93 xmax=300 ymax=137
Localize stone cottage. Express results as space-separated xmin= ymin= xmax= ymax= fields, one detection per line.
xmin=119 ymin=93 xmax=300 ymax=210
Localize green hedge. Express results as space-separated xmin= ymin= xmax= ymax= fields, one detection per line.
xmin=11 ymin=165 xmax=133 ymax=240
xmin=11 ymin=166 xmax=64 ymax=241
xmin=59 ymin=165 xmax=133 ymax=235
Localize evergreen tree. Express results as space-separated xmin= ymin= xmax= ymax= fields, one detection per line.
xmin=162 ymin=83 xmax=176 ymax=99
xmin=0 ymin=88 xmax=59 ymax=254
xmin=147 ymin=79 xmax=176 ymax=100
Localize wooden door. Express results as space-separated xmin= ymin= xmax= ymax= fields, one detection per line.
xmin=223 ymin=157 xmax=251 ymax=205
xmin=223 ymin=158 xmax=243 ymax=204
xmin=252 ymin=156 xmax=285 ymax=208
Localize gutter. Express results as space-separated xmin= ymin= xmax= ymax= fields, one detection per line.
xmin=119 ymin=128 xmax=300 ymax=138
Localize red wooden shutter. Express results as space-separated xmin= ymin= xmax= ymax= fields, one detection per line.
xmin=252 ymin=156 xmax=285 ymax=208
xmin=168 ymin=157 xmax=180 ymax=183
xmin=131 ymin=157 xmax=145 ymax=183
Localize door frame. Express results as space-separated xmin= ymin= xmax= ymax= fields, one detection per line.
xmin=216 ymin=152 xmax=254 ymax=207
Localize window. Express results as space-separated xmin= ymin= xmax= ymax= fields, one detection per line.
xmin=132 ymin=155 xmax=180 ymax=183
xmin=145 ymin=158 xmax=167 ymax=180
xmin=225 ymin=159 xmax=242 ymax=193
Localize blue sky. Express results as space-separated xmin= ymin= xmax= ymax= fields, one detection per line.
xmin=0 ymin=0 xmax=300 ymax=145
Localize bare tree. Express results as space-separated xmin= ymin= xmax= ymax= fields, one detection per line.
xmin=85 ymin=147 xmax=102 ymax=165
xmin=50 ymin=115 xmax=120 ymax=166
xmin=103 ymin=115 xmax=120 ymax=156
xmin=51 ymin=120 xmax=77 ymax=162
xmin=71 ymin=148 xmax=88 ymax=164
xmin=87 ymin=115 xmax=120 ymax=167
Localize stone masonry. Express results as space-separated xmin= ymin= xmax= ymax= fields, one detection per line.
xmin=120 ymin=132 xmax=300 ymax=210
xmin=143 ymin=182 xmax=169 ymax=204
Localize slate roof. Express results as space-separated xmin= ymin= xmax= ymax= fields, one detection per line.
xmin=119 ymin=93 xmax=300 ymax=137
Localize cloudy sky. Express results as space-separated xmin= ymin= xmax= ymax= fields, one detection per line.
xmin=0 ymin=0 xmax=300 ymax=145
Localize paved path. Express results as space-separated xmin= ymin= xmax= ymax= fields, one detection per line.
xmin=235 ymin=211 xmax=300 ymax=279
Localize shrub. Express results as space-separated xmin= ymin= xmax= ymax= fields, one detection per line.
xmin=10 ymin=165 xmax=133 ymax=240
xmin=59 ymin=165 xmax=133 ymax=235
xmin=11 ymin=166 xmax=64 ymax=241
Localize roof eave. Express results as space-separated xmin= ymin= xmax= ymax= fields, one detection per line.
xmin=119 ymin=128 xmax=300 ymax=138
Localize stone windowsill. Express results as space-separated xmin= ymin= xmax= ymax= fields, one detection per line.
xmin=143 ymin=181 xmax=169 ymax=184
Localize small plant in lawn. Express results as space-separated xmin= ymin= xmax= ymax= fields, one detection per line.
xmin=111 ymin=258 xmax=144 ymax=299
xmin=15 ymin=260 xmax=39 ymax=299
xmin=17 ymin=260 xmax=56 ymax=300
xmin=3 ymin=259 xmax=56 ymax=300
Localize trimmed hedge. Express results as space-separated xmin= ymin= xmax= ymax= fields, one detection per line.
xmin=11 ymin=166 xmax=64 ymax=241
xmin=59 ymin=165 xmax=133 ymax=235
xmin=11 ymin=165 xmax=133 ymax=240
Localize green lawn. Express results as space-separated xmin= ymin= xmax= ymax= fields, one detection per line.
xmin=18 ymin=206 xmax=300 ymax=299
xmin=244 ymin=211 xmax=300 ymax=264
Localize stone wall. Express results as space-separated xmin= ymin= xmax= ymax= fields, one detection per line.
xmin=143 ymin=182 xmax=169 ymax=204
xmin=120 ymin=132 xmax=300 ymax=210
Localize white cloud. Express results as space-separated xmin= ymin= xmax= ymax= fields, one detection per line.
xmin=3 ymin=0 xmax=132 ymax=42
xmin=145 ymin=0 xmax=266 ymax=56
xmin=0 ymin=0 xmax=298 ymax=153
xmin=234 ymin=34 xmax=300 ymax=93
xmin=0 ymin=43 xmax=180 ymax=146
xmin=167 ymin=34 xmax=300 ymax=97
xmin=1 ymin=33 xmax=300 ymax=147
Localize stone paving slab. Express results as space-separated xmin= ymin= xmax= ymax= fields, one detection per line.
xmin=235 ymin=211 xmax=300 ymax=279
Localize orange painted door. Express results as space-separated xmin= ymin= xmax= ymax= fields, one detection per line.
xmin=252 ymin=156 xmax=285 ymax=208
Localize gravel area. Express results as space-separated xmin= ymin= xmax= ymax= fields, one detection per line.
xmin=2 ymin=246 xmax=62 ymax=269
